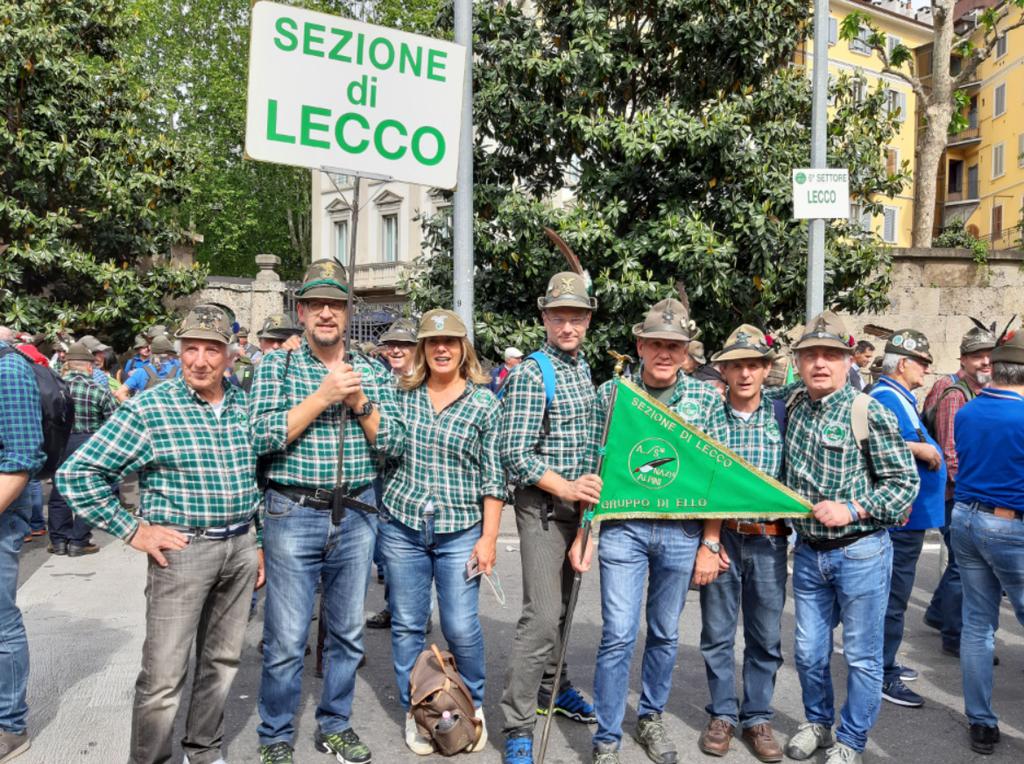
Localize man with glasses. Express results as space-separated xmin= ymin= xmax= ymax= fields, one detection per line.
xmin=868 ymin=331 xmax=946 ymax=709
xmin=499 ymin=271 xmax=603 ymax=764
xmin=250 ymin=260 xmax=394 ymax=764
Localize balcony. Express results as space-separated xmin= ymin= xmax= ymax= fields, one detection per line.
xmin=945 ymin=188 xmax=980 ymax=205
xmin=353 ymin=260 xmax=409 ymax=291
xmin=947 ymin=126 xmax=981 ymax=147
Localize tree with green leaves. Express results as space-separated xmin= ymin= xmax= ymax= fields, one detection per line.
xmin=0 ymin=0 xmax=206 ymax=343
xmin=840 ymin=0 xmax=1024 ymax=247
xmin=409 ymin=1 xmax=910 ymax=377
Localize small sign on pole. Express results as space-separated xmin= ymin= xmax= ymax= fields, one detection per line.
xmin=246 ymin=1 xmax=467 ymax=189
xmin=792 ymin=168 xmax=850 ymax=220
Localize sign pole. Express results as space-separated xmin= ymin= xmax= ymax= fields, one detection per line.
xmin=807 ymin=0 xmax=829 ymax=320
xmin=453 ymin=0 xmax=474 ymax=341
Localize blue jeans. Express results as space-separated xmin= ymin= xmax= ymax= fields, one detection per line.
xmin=378 ymin=514 xmax=484 ymax=709
xmin=27 ymin=480 xmax=44 ymax=532
xmin=925 ymin=498 xmax=961 ymax=650
xmin=792 ymin=531 xmax=892 ymax=753
xmin=0 ymin=486 xmax=30 ymax=732
xmin=592 ymin=520 xmax=701 ymax=746
xmin=700 ymin=528 xmax=788 ymax=728
xmin=951 ymin=503 xmax=1024 ymax=727
xmin=882 ymin=530 xmax=925 ymax=682
xmin=257 ymin=486 xmax=377 ymax=745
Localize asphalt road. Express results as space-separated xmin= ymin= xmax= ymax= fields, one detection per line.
xmin=16 ymin=510 xmax=1024 ymax=763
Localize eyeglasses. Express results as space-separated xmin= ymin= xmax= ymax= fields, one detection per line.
xmin=546 ymin=316 xmax=589 ymax=328
xmin=304 ymin=300 xmax=345 ymax=314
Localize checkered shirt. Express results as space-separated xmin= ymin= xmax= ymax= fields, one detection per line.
xmin=55 ymin=377 xmax=262 ymax=542
xmin=706 ymin=395 xmax=784 ymax=479
xmin=64 ymin=369 xmax=116 ymax=433
xmin=501 ymin=342 xmax=596 ymax=486
xmin=377 ymin=382 xmax=504 ymax=533
xmin=933 ymin=374 xmax=982 ymax=488
xmin=0 ymin=343 xmax=45 ymax=476
xmin=782 ymin=384 xmax=919 ymax=540
xmin=249 ymin=342 xmax=394 ymax=491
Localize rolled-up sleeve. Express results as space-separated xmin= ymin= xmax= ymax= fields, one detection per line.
xmin=374 ymin=384 xmax=408 ymax=459
xmin=858 ymin=402 xmax=920 ymax=524
xmin=499 ymin=364 xmax=548 ymax=486
xmin=55 ymin=403 xmax=153 ymax=540
xmin=480 ymin=400 xmax=506 ymax=500
xmin=248 ymin=352 xmax=290 ymax=456
xmin=0 ymin=355 xmax=45 ymax=475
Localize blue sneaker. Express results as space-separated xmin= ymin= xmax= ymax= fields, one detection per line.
xmin=537 ymin=685 xmax=597 ymax=724
xmin=504 ymin=735 xmax=533 ymax=764
xmin=882 ymin=678 xmax=924 ymax=708
xmin=896 ymin=664 xmax=918 ymax=682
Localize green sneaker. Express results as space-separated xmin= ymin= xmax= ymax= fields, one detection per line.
xmin=259 ymin=742 xmax=293 ymax=764
xmin=315 ymin=727 xmax=372 ymax=763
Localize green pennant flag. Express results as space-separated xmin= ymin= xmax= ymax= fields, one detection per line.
xmin=593 ymin=379 xmax=812 ymax=522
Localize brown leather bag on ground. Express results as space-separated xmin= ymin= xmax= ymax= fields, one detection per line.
xmin=409 ymin=644 xmax=482 ymax=755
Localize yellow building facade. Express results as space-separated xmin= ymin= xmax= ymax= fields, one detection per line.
xmin=802 ymin=1 xmax=933 ymax=248
xmin=938 ymin=3 xmax=1024 ymax=248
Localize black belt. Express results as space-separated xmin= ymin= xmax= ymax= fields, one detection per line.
xmin=802 ymin=528 xmax=878 ymax=552
xmin=971 ymin=501 xmax=1024 ymax=521
xmin=267 ymin=481 xmax=377 ymax=515
xmin=165 ymin=520 xmax=251 ymax=540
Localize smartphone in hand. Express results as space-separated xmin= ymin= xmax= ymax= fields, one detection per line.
xmin=465 ymin=555 xmax=483 ymax=580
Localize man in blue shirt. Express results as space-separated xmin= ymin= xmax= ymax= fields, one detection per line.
xmin=115 ymin=335 xmax=180 ymax=402
xmin=950 ymin=330 xmax=1024 ymax=756
xmin=0 ymin=340 xmax=46 ymax=759
xmin=869 ymin=330 xmax=946 ymax=710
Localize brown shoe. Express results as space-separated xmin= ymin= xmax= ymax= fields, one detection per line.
xmin=699 ymin=718 xmax=734 ymax=757
xmin=742 ymin=723 xmax=783 ymax=763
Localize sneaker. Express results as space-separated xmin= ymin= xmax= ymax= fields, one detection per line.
xmin=632 ymin=713 xmax=676 ymax=763
xmin=183 ymin=756 xmax=226 ymax=764
xmin=47 ymin=541 xmax=68 ymax=555
xmin=470 ymin=706 xmax=488 ymax=753
xmin=823 ymin=742 xmax=861 ymax=764
xmin=881 ymin=678 xmax=924 ymax=708
xmin=404 ymin=714 xmax=435 ymax=756
xmin=258 ymin=742 xmax=292 ymax=764
xmin=503 ymin=734 xmax=533 ymax=764
xmin=896 ymin=664 xmax=918 ymax=682
xmin=314 ymin=727 xmax=372 ymax=763
xmin=0 ymin=731 xmax=29 ymax=763
xmin=698 ymin=718 xmax=733 ymax=757
xmin=968 ymin=723 xmax=1000 ymax=755
xmin=784 ymin=723 xmax=834 ymax=761
xmin=592 ymin=741 xmax=620 ymax=764
xmin=67 ymin=543 xmax=100 ymax=557
xmin=537 ymin=685 xmax=596 ymax=724
xmin=365 ymin=609 xmax=391 ymax=629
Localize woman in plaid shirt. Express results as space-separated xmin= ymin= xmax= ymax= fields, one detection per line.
xmin=375 ymin=309 xmax=504 ymax=756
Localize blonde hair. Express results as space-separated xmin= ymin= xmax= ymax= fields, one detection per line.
xmin=401 ymin=336 xmax=490 ymax=390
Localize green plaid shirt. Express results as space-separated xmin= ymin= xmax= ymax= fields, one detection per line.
xmin=501 ymin=343 xmax=597 ymax=486
xmin=782 ymin=384 xmax=919 ymax=540
xmin=377 ymin=381 xmax=504 ymax=533
xmin=249 ymin=342 xmax=394 ymax=491
xmin=706 ymin=395 xmax=784 ymax=479
xmin=64 ymin=369 xmax=116 ymax=433
xmin=55 ymin=377 xmax=262 ymax=543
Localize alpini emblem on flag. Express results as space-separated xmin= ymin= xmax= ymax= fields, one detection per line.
xmin=627 ymin=438 xmax=679 ymax=489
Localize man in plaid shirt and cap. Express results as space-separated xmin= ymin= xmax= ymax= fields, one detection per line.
xmin=56 ymin=305 xmax=264 ymax=764
xmin=773 ymin=312 xmax=918 ymax=764
xmin=250 ymin=260 xmax=394 ymax=764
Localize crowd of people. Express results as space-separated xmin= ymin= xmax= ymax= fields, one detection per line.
xmin=0 ymin=261 xmax=1021 ymax=764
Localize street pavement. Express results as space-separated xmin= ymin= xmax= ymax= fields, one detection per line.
xmin=16 ymin=510 xmax=1024 ymax=763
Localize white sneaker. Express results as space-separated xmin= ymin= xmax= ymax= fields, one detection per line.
xmin=183 ymin=757 xmax=226 ymax=764
xmin=405 ymin=713 xmax=436 ymax=755
xmin=470 ymin=706 xmax=488 ymax=752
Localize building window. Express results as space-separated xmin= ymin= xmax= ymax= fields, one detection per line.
xmin=882 ymin=207 xmax=898 ymax=243
xmin=381 ymin=214 xmax=398 ymax=263
xmin=887 ymin=35 xmax=901 ymax=58
xmin=992 ymin=205 xmax=1003 ymax=239
xmin=996 ymin=33 xmax=1008 ymax=58
xmin=993 ymin=143 xmax=1005 ymax=179
xmin=886 ymin=148 xmax=900 ymax=176
xmin=1018 ymin=134 xmax=1024 ymax=168
xmin=333 ymin=220 xmax=349 ymax=264
xmin=850 ymin=203 xmax=872 ymax=234
xmin=994 ymin=83 xmax=1006 ymax=117
xmin=885 ymin=89 xmax=907 ymax=122
xmin=968 ymin=164 xmax=979 ymax=198
xmin=849 ymin=24 xmax=871 ymax=55
xmin=828 ymin=17 xmax=838 ymax=46
xmin=948 ymin=159 xmax=964 ymax=193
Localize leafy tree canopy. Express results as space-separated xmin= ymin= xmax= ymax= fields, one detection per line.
xmin=409 ymin=1 xmax=909 ymax=377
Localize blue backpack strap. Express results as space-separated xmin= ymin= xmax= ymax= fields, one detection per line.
xmin=771 ymin=398 xmax=787 ymax=437
xmin=526 ymin=351 xmax=556 ymax=411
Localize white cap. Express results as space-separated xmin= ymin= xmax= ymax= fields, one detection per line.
xmin=504 ymin=347 xmax=523 ymax=360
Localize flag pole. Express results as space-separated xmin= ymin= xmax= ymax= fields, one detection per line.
xmin=537 ymin=380 xmax=619 ymax=764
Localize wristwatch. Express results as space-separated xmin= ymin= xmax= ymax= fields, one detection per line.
xmin=701 ymin=539 xmax=721 ymax=554
xmin=352 ymin=400 xmax=375 ymax=418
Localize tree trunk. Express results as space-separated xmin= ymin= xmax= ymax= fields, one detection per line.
xmin=912 ymin=104 xmax=953 ymax=248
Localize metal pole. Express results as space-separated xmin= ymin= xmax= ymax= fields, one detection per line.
xmin=807 ymin=0 xmax=829 ymax=320
xmin=333 ymin=173 xmax=360 ymax=521
xmin=453 ymin=0 xmax=474 ymax=341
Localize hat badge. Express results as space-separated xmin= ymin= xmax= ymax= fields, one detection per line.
xmin=661 ymin=308 xmax=675 ymax=324
xmin=735 ymin=330 xmax=751 ymax=346
xmin=557 ymin=276 xmax=575 ymax=294
xmin=903 ymin=338 xmax=917 ymax=351
xmin=432 ymin=315 xmax=446 ymax=331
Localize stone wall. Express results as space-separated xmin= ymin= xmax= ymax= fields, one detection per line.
xmin=840 ymin=246 xmax=1024 ymax=379
xmin=169 ymin=254 xmax=286 ymax=334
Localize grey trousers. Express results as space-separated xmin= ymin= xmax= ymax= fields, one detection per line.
xmin=500 ymin=486 xmax=577 ymax=735
xmin=130 ymin=531 xmax=258 ymax=764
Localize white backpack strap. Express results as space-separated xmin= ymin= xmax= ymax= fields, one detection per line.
xmin=851 ymin=393 xmax=871 ymax=450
